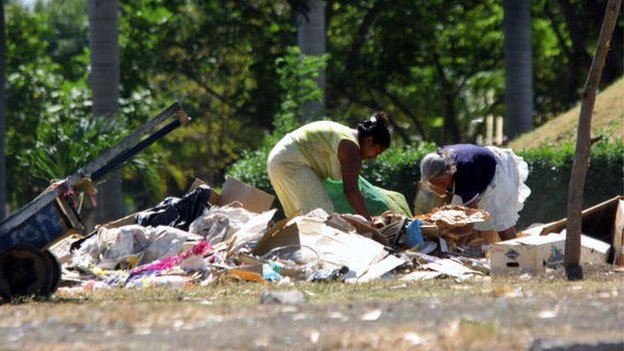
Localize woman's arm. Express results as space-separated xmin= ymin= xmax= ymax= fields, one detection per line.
xmin=338 ymin=140 xmax=372 ymax=221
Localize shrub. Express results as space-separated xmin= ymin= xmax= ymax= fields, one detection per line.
xmin=517 ymin=139 xmax=623 ymax=228
xmin=228 ymin=139 xmax=623 ymax=228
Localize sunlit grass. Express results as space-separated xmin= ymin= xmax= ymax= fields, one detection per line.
xmin=510 ymin=78 xmax=624 ymax=150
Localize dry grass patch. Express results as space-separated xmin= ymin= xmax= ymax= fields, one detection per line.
xmin=511 ymin=78 xmax=624 ymax=150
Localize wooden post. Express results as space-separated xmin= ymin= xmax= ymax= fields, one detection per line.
xmin=496 ymin=116 xmax=504 ymax=145
xmin=485 ymin=115 xmax=493 ymax=145
xmin=565 ymin=0 xmax=622 ymax=280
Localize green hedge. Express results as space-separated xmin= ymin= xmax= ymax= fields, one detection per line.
xmin=517 ymin=141 xmax=623 ymax=228
xmin=227 ymin=141 xmax=624 ymax=229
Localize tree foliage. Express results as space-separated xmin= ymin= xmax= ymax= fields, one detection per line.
xmin=4 ymin=0 xmax=622 ymax=213
xmin=228 ymin=45 xmax=328 ymax=192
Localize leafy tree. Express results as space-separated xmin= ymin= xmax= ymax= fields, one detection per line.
xmin=36 ymin=0 xmax=89 ymax=81
xmin=326 ymin=1 xmax=506 ymax=145
xmin=4 ymin=2 xmax=164 ymax=214
xmin=268 ymin=46 xmax=328 ymax=145
xmin=18 ymin=89 xmax=118 ymax=182
xmin=3 ymin=0 xmax=622 ymax=216
xmin=228 ymin=46 xmax=328 ymax=193
xmin=17 ymin=87 xmax=166 ymax=211
xmin=4 ymin=4 xmax=61 ymax=206
xmin=118 ymin=0 xmax=300 ymax=189
xmin=324 ymin=0 xmax=621 ymax=144
xmin=532 ymin=0 xmax=623 ymax=119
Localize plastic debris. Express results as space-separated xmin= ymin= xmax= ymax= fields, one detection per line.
xmin=259 ymin=290 xmax=306 ymax=305
xmin=307 ymin=266 xmax=350 ymax=282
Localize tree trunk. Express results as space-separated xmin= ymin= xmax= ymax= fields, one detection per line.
xmin=297 ymin=0 xmax=326 ymax=122
xmin=443 ymin=93 xmax=461 ymax=143
xmin=565 ymin=0 xmax=622 ymax=280
xmin=88 ymin=0 xmax=122 ymax=227
xmin=433 ymin=54 xmax=462 ymax=143
xmin=0 ymin=1 xmax=5 ymax=220
xmin=503 ymin=0 xmax=533 ymax=139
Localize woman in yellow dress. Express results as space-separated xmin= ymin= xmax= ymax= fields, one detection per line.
xmin=267 ymin=112 xmax=391 ymax=222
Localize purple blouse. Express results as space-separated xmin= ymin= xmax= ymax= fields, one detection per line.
xmin=440 ymin=144 xmax=497 ymax=205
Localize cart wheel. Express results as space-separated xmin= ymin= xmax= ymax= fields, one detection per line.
xmin=43 ymin=250 xmax=61 ymax=297
xmin=0 ymin=245 xmax=53 ymax=301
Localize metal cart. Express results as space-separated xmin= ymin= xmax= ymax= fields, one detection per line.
xmin=0 ymin=102 xmax=190 ymax=300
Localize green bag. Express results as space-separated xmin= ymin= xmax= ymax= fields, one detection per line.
xmin=325 ymin=176 xmax=412 ymax=217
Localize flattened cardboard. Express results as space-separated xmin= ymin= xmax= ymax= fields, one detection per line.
xmin=252 ymin=216 xmax=390 ymax=278
xmin=192 ymin=177 xmax=274 ymax=214
xmin=340 ymin=214 xmax=388 ymax=245
xmin=48 ymin=234 xmax=83 ymax=264
xmin=356 ymin=254 xmax=407 ymax=283
xmin=399 ymin=271 xmax=443 ymax=281
xmin=93 ymin=213 xmax=136 ymax=232
xmin=489 ymin=234 xmax=565 ymax=275
xmin=421 ymin=258 xmax=482 ymax=278
xmin=252 ymin=213 xmax=302 ymax=256
xmin=218 ymin=178 xmax=274 ymax=213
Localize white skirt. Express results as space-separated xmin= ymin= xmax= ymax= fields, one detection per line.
xmin=455 ymin=146 xmax=531 ymax=231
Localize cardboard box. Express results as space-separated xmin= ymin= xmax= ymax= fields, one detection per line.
xmin=489 ymin=235 xmax=565 ymax=275
xmin=519 ymin=196 xmax=623 ymax=265
xmin=554 ymin=231 xmax=611 ymax=264
xmin=192 ymin=177 xmax=274 ymax=214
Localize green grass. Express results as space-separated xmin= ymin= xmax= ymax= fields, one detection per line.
xmin=47 ymin=267 xmax=622 ymax=307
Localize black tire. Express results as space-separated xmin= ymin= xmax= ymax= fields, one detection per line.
xmin=0 ymin=245 xmax=52 ymax=302
xmin=43 ymin=250 xmax=61 ymax=298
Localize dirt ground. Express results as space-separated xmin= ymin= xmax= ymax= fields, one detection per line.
xmin=0 ymin=264 xmax=622 ymax=351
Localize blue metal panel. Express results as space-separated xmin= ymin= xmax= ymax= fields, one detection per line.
xmin=0 ymin=202 xmax=70 ymax=252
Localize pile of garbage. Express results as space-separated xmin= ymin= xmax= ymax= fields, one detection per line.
xmin=52 ymin=180 xmax=497 ymax=291
xmin=51 ymin=179 xmax=620 ymax=292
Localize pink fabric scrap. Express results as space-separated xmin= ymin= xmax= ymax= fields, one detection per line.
xmin=129 ymin=240 xmax=213 ymax=276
